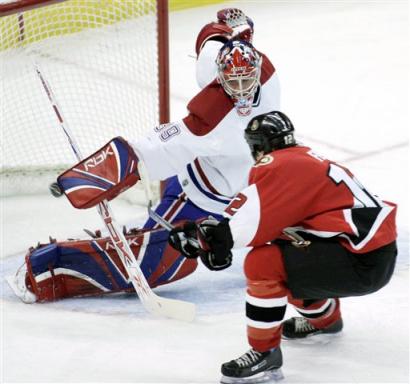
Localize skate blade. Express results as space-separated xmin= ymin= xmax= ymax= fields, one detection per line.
xmin=5 ymin=275 xmax=37 ymax=304
xmin=282 ymin=332 xmax=341 ymax=345
xmin=220 ymin=368 xmax=284 ymax=384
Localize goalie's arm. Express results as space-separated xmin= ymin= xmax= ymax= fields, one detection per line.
xmin=56 ymin=118 xmax=217 ymax=208
xmin=130 ymin=118 xmax=226 ymax=182
xmin=57 ymin=136 xmax=140 ymax=209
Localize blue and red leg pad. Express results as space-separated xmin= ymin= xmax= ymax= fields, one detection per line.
xmin=25 ymin=228 xmax=197 ymax=302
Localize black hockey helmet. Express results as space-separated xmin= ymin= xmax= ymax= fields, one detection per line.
xmin=245 ymin=111 xmax=296 ymax=159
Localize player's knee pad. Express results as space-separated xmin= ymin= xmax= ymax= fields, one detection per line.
xmin=24 ymin=228 xmax=197 ymax=302
xmin=244 ymin=244 xmax=286 ymax=283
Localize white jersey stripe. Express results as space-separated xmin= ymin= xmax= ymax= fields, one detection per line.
xmin=247 ymin=318 xmax=282 ymax=329
xmin=246 ymin=293 xmax=287 ymax=308
xmin=341 ymin=205 xmax=394 ymax=250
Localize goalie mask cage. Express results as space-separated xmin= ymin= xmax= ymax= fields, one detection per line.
xmin=0 ymin=0 xmax=169 ymax=201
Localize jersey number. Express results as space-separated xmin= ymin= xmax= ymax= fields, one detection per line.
xmin=225 ymin=193 xmax=248 ymax=216
xmin=328 ymin=163 xmax=381 ymax=208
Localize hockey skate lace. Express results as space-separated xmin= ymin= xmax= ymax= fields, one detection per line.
xmin=235 ymin=349 xmax=263 ymax=367
xmin=294 ymin=317 xmax=316 ymax=333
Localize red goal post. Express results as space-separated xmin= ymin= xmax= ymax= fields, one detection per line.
xmin=0 ymin=0 xmax=169 ymax=201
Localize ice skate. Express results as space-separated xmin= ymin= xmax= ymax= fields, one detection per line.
xmin=282 ymin=317 xmax=343 ymax=339
xmin=220 ymin=347 xmax=284 ymax=383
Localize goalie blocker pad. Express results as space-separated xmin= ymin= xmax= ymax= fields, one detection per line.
xmin=57 ymin=137 xmax=140 ymax=209
xmin=23 ymin=227 xmax=198 ymax=302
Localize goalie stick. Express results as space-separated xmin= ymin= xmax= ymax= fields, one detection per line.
xmin=147 ymin=201 xmax=174 ymax=231
xmin=147 ymin=201 xmax=201 ymax=250
xmin=35 ymin=65 xmax=195 ymax=322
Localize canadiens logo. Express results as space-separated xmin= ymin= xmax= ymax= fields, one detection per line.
xmin=254 ymin=154 xmax=273 ymax=167
xmin=155 ymin=123 xmax=180 ymax=142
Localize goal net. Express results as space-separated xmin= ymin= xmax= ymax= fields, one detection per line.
xmin=0 ymin=0 xmax=169 ymax=202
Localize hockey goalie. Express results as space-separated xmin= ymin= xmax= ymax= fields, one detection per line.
xmin=9 ymin=137 xmax=198 ymax=303
xmin=8 ymin=8 xmax=282 ymax=304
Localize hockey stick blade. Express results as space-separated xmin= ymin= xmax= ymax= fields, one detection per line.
xmin=145 ymin=294 xmax=196 ymax=322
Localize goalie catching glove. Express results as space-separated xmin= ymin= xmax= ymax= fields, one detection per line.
xmin=168 ymin=218 xmax=233 ymax=271
xmin=195 ymin=8 xmax=254 ymax=55
xmin=57 ymin=137 xmax=140 ymax=209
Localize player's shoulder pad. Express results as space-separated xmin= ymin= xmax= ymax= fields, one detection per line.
xmin=259 ymin=52 xmax=276 ymax=84
xmin=249 ymin=146 xmax=320 ymax=183
xmin=248 ymin=153 xmax=276 ymax=184
xmin=183 ymin=80 xmax=234 ymax=136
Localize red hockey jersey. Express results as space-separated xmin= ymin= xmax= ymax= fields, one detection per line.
xmin=225 ymin=146 xmax=397 ymax=253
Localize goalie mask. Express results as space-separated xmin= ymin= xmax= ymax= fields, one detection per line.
xmin=245 ymin=111 xmax=296 ymax=159
xmin=216 ymin=40 xmax=261 ymax=116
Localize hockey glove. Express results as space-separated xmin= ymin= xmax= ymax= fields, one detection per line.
xmin=168 ymin=222 xmax=201 ymax=259
xmin=195 ymin=9 xmax=253 ymax=56
xmin=195 ymin=22 xmax=232 ymax=56
xmin=196 ymin=217 xmax=233 ymax=271
xmin=57 ymin=137 xmax=140 ymax=209
xmin=217 ymin=8 xmax=254 ymax=43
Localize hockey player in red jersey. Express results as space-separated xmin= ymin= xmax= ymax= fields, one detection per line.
xmin=169 ymin=111 xmax=397 ymax=383
xmin=11 ymin=9 xmax=282 ymax=303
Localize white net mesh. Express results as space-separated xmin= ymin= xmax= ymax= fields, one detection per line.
xmin=0 ymin=0 xmax=161 ymax=201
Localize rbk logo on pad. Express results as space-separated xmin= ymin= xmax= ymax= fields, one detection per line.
xmin=83 ymin=147 xmax=115 ymax=172
xmin=57 ymin=137 xmax=140 ymax=209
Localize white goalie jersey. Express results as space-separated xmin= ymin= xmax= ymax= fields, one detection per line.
xmin=132 ymin=43 xmax=280 ymax=213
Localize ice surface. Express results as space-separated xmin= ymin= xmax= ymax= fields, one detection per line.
xmin=1 ymin=1 xmax=409 ymax=383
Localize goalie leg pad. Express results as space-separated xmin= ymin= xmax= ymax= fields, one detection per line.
xmin=17 ymin=177 xmax=219 ymax=302
xmin=25 ymin=233 xmax=144 ymax=301
xmin=23 ymin=228 xmax=197 ymax=302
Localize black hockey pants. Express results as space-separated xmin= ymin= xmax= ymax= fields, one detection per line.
xmin=280 ymin=238 xmax=397 ymax=300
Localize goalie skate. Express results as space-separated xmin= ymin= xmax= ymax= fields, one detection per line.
xmin=6 ymin=263 xmax=36 ymax=304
